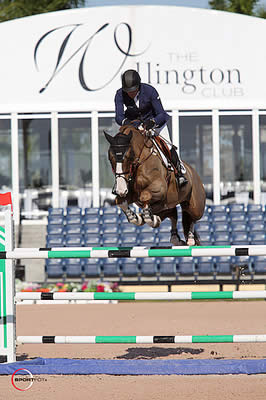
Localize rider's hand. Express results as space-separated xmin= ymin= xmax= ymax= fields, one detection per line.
xmin=143 ymin=118 xmax=156 ymax=130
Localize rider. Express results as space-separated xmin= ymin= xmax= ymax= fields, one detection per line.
xmin=114 ymin=69 xmax=188 ymax=187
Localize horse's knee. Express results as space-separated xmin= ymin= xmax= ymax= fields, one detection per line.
xmin=139 ymin=190 xmax=152 ymax=204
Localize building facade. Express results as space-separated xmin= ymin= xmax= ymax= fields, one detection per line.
xmin=0 ymin=4 xmax=266 ymax=222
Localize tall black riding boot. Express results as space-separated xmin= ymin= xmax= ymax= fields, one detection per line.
xmin=170 ymin=147 xmax=188 ymax=187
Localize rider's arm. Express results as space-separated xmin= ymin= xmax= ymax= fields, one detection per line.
xmin=150 ymin=87 xmax=170 ymax=127
xmin=114 ymin=89 xmax=125 ymax=126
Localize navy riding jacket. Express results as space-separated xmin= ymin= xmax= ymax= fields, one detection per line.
xmin=115 ymin=83 xmax=170 ymax=128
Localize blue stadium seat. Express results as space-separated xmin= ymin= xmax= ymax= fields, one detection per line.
xmin=84 ymin=207 xmax=100 ymax=215
xmin=48 ymin=215 xmax=64 ymax=225
xmin=65 ymin=235 xmax=83 ymax=247
xmin=157 ymin=232 xmax=171 ymax=246
xmin=247 ymin=213 xmax=264 ymax=222
xmin=158 ymin=257 xmax=177 ymax=277
xmin=102 ymin=225 xmax=120 ymax=235
xmin=212 ymin=222 xmax=229 ymax=233
xmin=65 ymin=259 xmax=83 ymax=277
xmin=196 ymin=222 xmax=211 ymax=233
xmin=211 ymin=205 xmax=228 ymax=214
xmin=47 ymin=224 xmax=65 ymax=236
xmin=212 ymin=214 xmax=229 ymax=223
xmin=249 ymin=232 xmax=266 ymax=245
xmin=199 ymin=213 xmax=212 ymax=223
xmin=213 ymin=232 xmax=230 ymax=245
xmin=83 ymin=224 xmax=100 ymax=235
xmin=246 ymin=204 xmax=263 ymax=214
xmin=229 ymin=213 xmax=246 ymax=223
xmin=83 ymin=214 xmax=101 ymax=225
xmin=46 ymin=235 xmax=65 ymax=247
xmin=102 ymin=215 xmax=119 ymax=225
xmin=158 ymin=220 xmax=172 ymax=232
xmin=248 ymin=221 xmax=265 ymax=232
xmin=83 ymin=259 xmax=101 ymax=278
xmin=120 ymin=233 xmax=138 ymax=247
xmin=252 ymin=256 xmax=266 ymax=274
xmin=83 ymin=234 xmax=102 ymax=246
xmin=45 ymin=259 xmax=65 ymax=278
xmin=198 ymin=232 xmax=213 ymax=245
xmin=230 ymin=232 xmax=249 ymax=245
xmin=139 ymin=258 xmax=158 ymax=277
xmin=195 ymin=257 xmax=215 ymax=276
xmin=102 ymin=206 xmax=119 ymax=215
xmin=102 ymin=259 xmax=121 ymax=277
xmin=227 ymin=203 xmax=245 ymax=214
xmin=119 ymin=224 xmax=137 ymax=234
xmin=121 ymin=259 xmax=139 ymax=277
xmin=66 ymin=207 xmax=82 ymax=216
xmin=66 ymin=215 xmax=82 ymax=225
xmin=177 ymin=257 xmax=195 ymax=276
xmin=65 ymin=225 xmax=83 ymax=235
xmin=138 ymin=224 xmax=156 ymax=233
xmin=48 ymin=208 xmax=64 ymax=216
xmin=230 ymin=222 xmax=248 ymax=233
xmin=215 ymin=256 xmax=232 ymax=275
xmin=138 ymin=232 xmax=157 ymax=246
xmin=102 ymin=233 xmax=120 ymax=247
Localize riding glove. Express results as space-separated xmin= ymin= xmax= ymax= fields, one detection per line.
xmin=144 ymin=119 xmax=156 ymax=130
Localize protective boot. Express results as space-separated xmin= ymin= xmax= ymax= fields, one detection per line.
xmin=170 ymin=147 xmax=188 ymax=187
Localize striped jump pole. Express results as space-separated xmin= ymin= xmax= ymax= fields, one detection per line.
xmin=17 ymin=334 xmax=266 ymax=344
xmin=2 ymin=244 xmax=266 ymax=259
xmin=16 ymin=290 xmax=266 ymax=301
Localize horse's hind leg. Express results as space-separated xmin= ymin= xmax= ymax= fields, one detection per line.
xmin=182 ymin=209 xmax=201 ymax=246
xmin=169 ymin=208 xmax=186 ymax=246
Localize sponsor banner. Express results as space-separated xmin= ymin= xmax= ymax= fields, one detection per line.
xmin=0 ymin=6 xmax=265 ymax=110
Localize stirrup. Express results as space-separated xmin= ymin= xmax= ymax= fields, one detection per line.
xmin=176 ymin=175 xmax=188 ymax=187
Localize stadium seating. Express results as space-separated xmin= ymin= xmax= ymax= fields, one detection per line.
xmin=45 ymin=204 xmax=266 ymax=282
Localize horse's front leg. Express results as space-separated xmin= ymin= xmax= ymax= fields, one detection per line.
xmin=117 ymin=199 xmax=144 ymax=226
xmin=139 ymin=189 xmax=161 ymax=228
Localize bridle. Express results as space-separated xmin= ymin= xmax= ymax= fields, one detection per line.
xmin=110 ymin=132 xmax=154 ymax=187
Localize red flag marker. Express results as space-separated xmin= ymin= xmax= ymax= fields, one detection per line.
xmin=0 ymin=192 xmax=13 ymax=211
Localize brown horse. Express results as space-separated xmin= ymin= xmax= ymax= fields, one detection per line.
xmin=104 ymin=124 xmax=206 ymax=246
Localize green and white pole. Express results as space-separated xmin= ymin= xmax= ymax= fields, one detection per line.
xmin=16 ymin=290 xmax=266 ymax=301
xmin=16 ymin=334 xmax=266 ymax=344
xmin=1 ymin=245 xmax=266 ymax=259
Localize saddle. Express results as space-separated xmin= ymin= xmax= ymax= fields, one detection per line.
xmin=153 ymin=136 xmax=178 ymax=176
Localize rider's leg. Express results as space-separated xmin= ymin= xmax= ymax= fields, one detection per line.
xmin=170 ymin=147 xmax=188 ymax=187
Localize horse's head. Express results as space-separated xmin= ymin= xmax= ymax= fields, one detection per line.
xmin=104 ymin=127 xmax=134 ymax=197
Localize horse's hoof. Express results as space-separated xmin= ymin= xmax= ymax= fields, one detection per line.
xmin=187 ymin=238 xmax=195 ymax=246
xmin=171 ymin=235 xmax=186 ymax=246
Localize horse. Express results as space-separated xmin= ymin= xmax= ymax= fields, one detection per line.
xmin=104 ymin=124 xmax=206 ymax=246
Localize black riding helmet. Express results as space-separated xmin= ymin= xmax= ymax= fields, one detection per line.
xmin=122 ymin=70 xmax=141 ymax=93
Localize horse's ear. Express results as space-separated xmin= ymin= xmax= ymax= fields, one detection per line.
xmin=104 ymin=131 xmax=114 ymax=144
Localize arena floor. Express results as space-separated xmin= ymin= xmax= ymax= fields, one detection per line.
xmin=1 ymin=301 xmax=266 ymax=399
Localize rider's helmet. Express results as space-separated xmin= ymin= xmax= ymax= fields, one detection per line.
xmin=122 ymin=70 xmax=141 ymax=93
